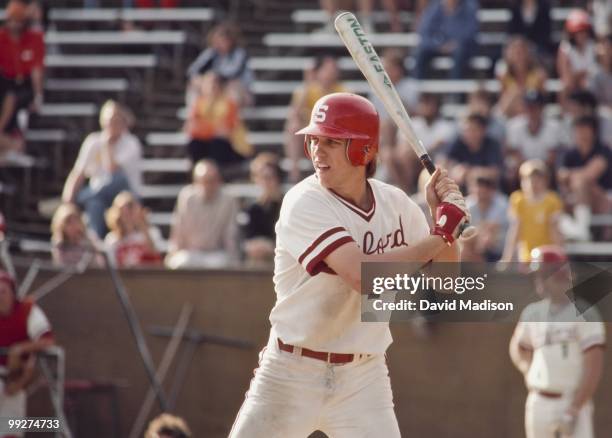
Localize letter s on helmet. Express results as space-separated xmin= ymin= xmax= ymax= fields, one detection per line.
xmin=295 ymin=93 xmax=379 ymax=166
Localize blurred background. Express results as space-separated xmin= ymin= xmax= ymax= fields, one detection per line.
xmin=0 ymin=0 xmax=610 ymax=437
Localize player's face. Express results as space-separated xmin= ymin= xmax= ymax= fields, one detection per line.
xmin=308 ymin=135 xmax=353 ymax=188
xmin=0 ymin=281 xmax=14 ymax=316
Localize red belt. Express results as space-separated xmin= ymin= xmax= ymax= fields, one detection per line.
xmin=537 ymin=390 xmax=563 ymax=398
xmin=277 ymin=338 xmax=358 ymax=364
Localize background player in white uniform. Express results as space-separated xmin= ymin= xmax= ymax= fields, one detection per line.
xmin=230 ymin=92 xmax=469 ymax=438
xmin=510 ymin=245 xmax=606 ymax=438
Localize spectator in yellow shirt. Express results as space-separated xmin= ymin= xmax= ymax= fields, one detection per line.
xmin=501 ymin=159 xmax=563 ymax=262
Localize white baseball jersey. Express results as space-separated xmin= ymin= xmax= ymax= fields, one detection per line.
xmin=515 ymin=299 xmax=606 ymax=394
xmin=270 ymin=175 xmax=430 ymax=355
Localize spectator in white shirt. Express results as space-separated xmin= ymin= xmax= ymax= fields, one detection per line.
xmin=506 ymin=90 xmax=562 ymax=163
xmin=61 ymin=100 xmax=142 ymax=238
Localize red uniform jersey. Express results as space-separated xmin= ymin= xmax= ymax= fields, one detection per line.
xmin=0 ymin=299 xmax=53 ymax=367
xmin=0 ymin=27 xmax=45 ymax=81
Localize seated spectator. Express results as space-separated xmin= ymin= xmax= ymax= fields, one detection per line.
xmin=562 ymin=89 xmax=612 ymax=148
xmin=50 ymin=203 xmax=104 ymax=268
xmin=508 ymin=0 xmax=552 ymax=57
xmin=145 ymin=413 xmax=191 ymax=438
xmin=506 ymin=91 xmax=561 ymax=164
xmin=317 ymin=0 xmax=402 ymax=33
xmin=557 ymin=9 xmax=598 ymax=102
xmin=0 ymin=0 xmax=45 ymax=159
xmin=392 ymin=93 xmax=455 ymax=192
xmin=558 ymin=116 xmax=612 ymax=239
xmin=239 ymin=154 xmax=283 ymax=265
xmin=501 ymin=160 xmax=562 ymax=262
xmin=184 ymin=72 xmax=251 ymax=175
xmin=166 ymin=160 xmax=239 ymax=269
xmin=463 ymin=172 xmax=509 ymax=262
xmin=495 ymin=36 xmax=548 ymax=119
xmin=104 ymin=191 xmax=163 ymax=268
xmin=0 ymin=271 xmax=54 ymax=426
xmin=466 ymin=88 xmax=506 ymax=146
xmin=369 ymin=49 xmax=420 ymax=134
xmin=284 ymin=55 xmax=348 ymax=182
xmin=62 ymin=100 xmax=142 ymax=239
xmin=413 ymin=0 xmax=479 ymax=80
xmin=445 ymin=113 xmax=503 ymax=188
xmin=187 ymin=22 xmax=253 ymax=107
xmin=589 ymin=34 xmax=612 ymax=111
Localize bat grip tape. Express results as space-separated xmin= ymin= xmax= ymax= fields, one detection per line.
xmin=419 ymin=154 xmax=436 ymax=175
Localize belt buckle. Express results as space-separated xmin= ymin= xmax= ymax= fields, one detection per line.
xmin=326 ymin=353 xmax=332 ymax=364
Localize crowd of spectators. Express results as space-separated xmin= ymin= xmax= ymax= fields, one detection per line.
xmin=0 ymin=1 xmax=610 ymax=271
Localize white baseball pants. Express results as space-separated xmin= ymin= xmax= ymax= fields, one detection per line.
xmin=229 ymin=338 xmax=401 ymax=438
xmin=525 ymin=391 xmax=594 ymax=438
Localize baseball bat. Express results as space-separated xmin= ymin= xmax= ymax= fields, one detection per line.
xmin=334 ymin=11 xmax=476 ymax=238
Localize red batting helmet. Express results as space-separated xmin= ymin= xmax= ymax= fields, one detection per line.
xmin=529 ymin=245 xmax=568 ymax=273
xmin=565 ymin=9 xmax=591 ymax=34
xmin=296 ymin=93 xmax=379 ymax=166
xmin=0 ymin=271 xmax=16 ymax=295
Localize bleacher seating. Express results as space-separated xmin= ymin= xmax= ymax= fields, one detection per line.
xmin=3 ymin=2 xmax=610 ymax=260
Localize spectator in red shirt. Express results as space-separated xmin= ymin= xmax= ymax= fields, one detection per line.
xmin=0 ymin=271 xmax=54 ymax=435
xmin=0 ymin=0 xmax=44 ymax=158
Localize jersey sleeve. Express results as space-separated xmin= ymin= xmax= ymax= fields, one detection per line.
xmin=278 ymin=191 xmax=354 ymax=275
xmin=578 ymin=320 xmax=606 ymax=351
xmin=514 ymin=322 xmax=533 ymax=350
xmin=27 ymin=305 xmax=53 ymax=341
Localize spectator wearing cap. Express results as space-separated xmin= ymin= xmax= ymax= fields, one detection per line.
xmin=445 ymin=113 xmax=503 ymax=188
xmin=558 ymin=115 xmax=612 ymax=239
xmin=413 ymin=0 xmax=479 ymax=80
xmin=495 ymin=36 xmax=548 ymax=119
xmin=62 ymin=100 xmax=142 ymax=239
xmin=165 ymin=160 xmax=239 ymax=269
xmin=507 ymin=0 xmax=552 ymax=57
xmin=0 ymin=0 xmax=45 ymax=159
xmin=463 ymin=172 xmax=509 ymax=262
xmin=239 ymin=154 xmax=283 ymax=265
xmin=557 ymin=9 xmax=598 ymax=100
xmin=501 ymin=160 xmax=562 ymax=262
xmin=506 ymin=91 xmax=562 ymax=164
xmin=0 ymin=271 xmax=55 ymax=433
xmin=187 ymin=22 xmax=253 ymax=107
xmin=394 ymin=93 xmax=455 ymax=193
xmin=284 ymin=55 xmax=348 ymax=182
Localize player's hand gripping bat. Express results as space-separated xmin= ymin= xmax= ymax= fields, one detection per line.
xmin=334 ymin=11 xmax=476 ymax=239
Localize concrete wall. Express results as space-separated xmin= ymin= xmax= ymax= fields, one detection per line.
xmin=23 ymin=268 xmax=612 ymax=438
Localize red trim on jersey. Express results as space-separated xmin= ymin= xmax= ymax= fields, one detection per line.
xmin=298 ymin=227 xmax=346 ymax=265
xmin=306 ymin=236 xmax=354 ymax=275
xmin=328 ymin=182 xmax=376 ymax=222
xmin=583 ymin=343 xmax=606 ymax=353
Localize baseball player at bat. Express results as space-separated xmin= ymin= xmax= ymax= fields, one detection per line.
xmin=510 ymin=246 xmax=605 ymax=438
xmin=229 ymin=92 xmax=469 ymax=438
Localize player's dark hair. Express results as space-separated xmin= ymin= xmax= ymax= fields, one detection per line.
xmin=366 ymin=159 xmax=377 ymax=178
